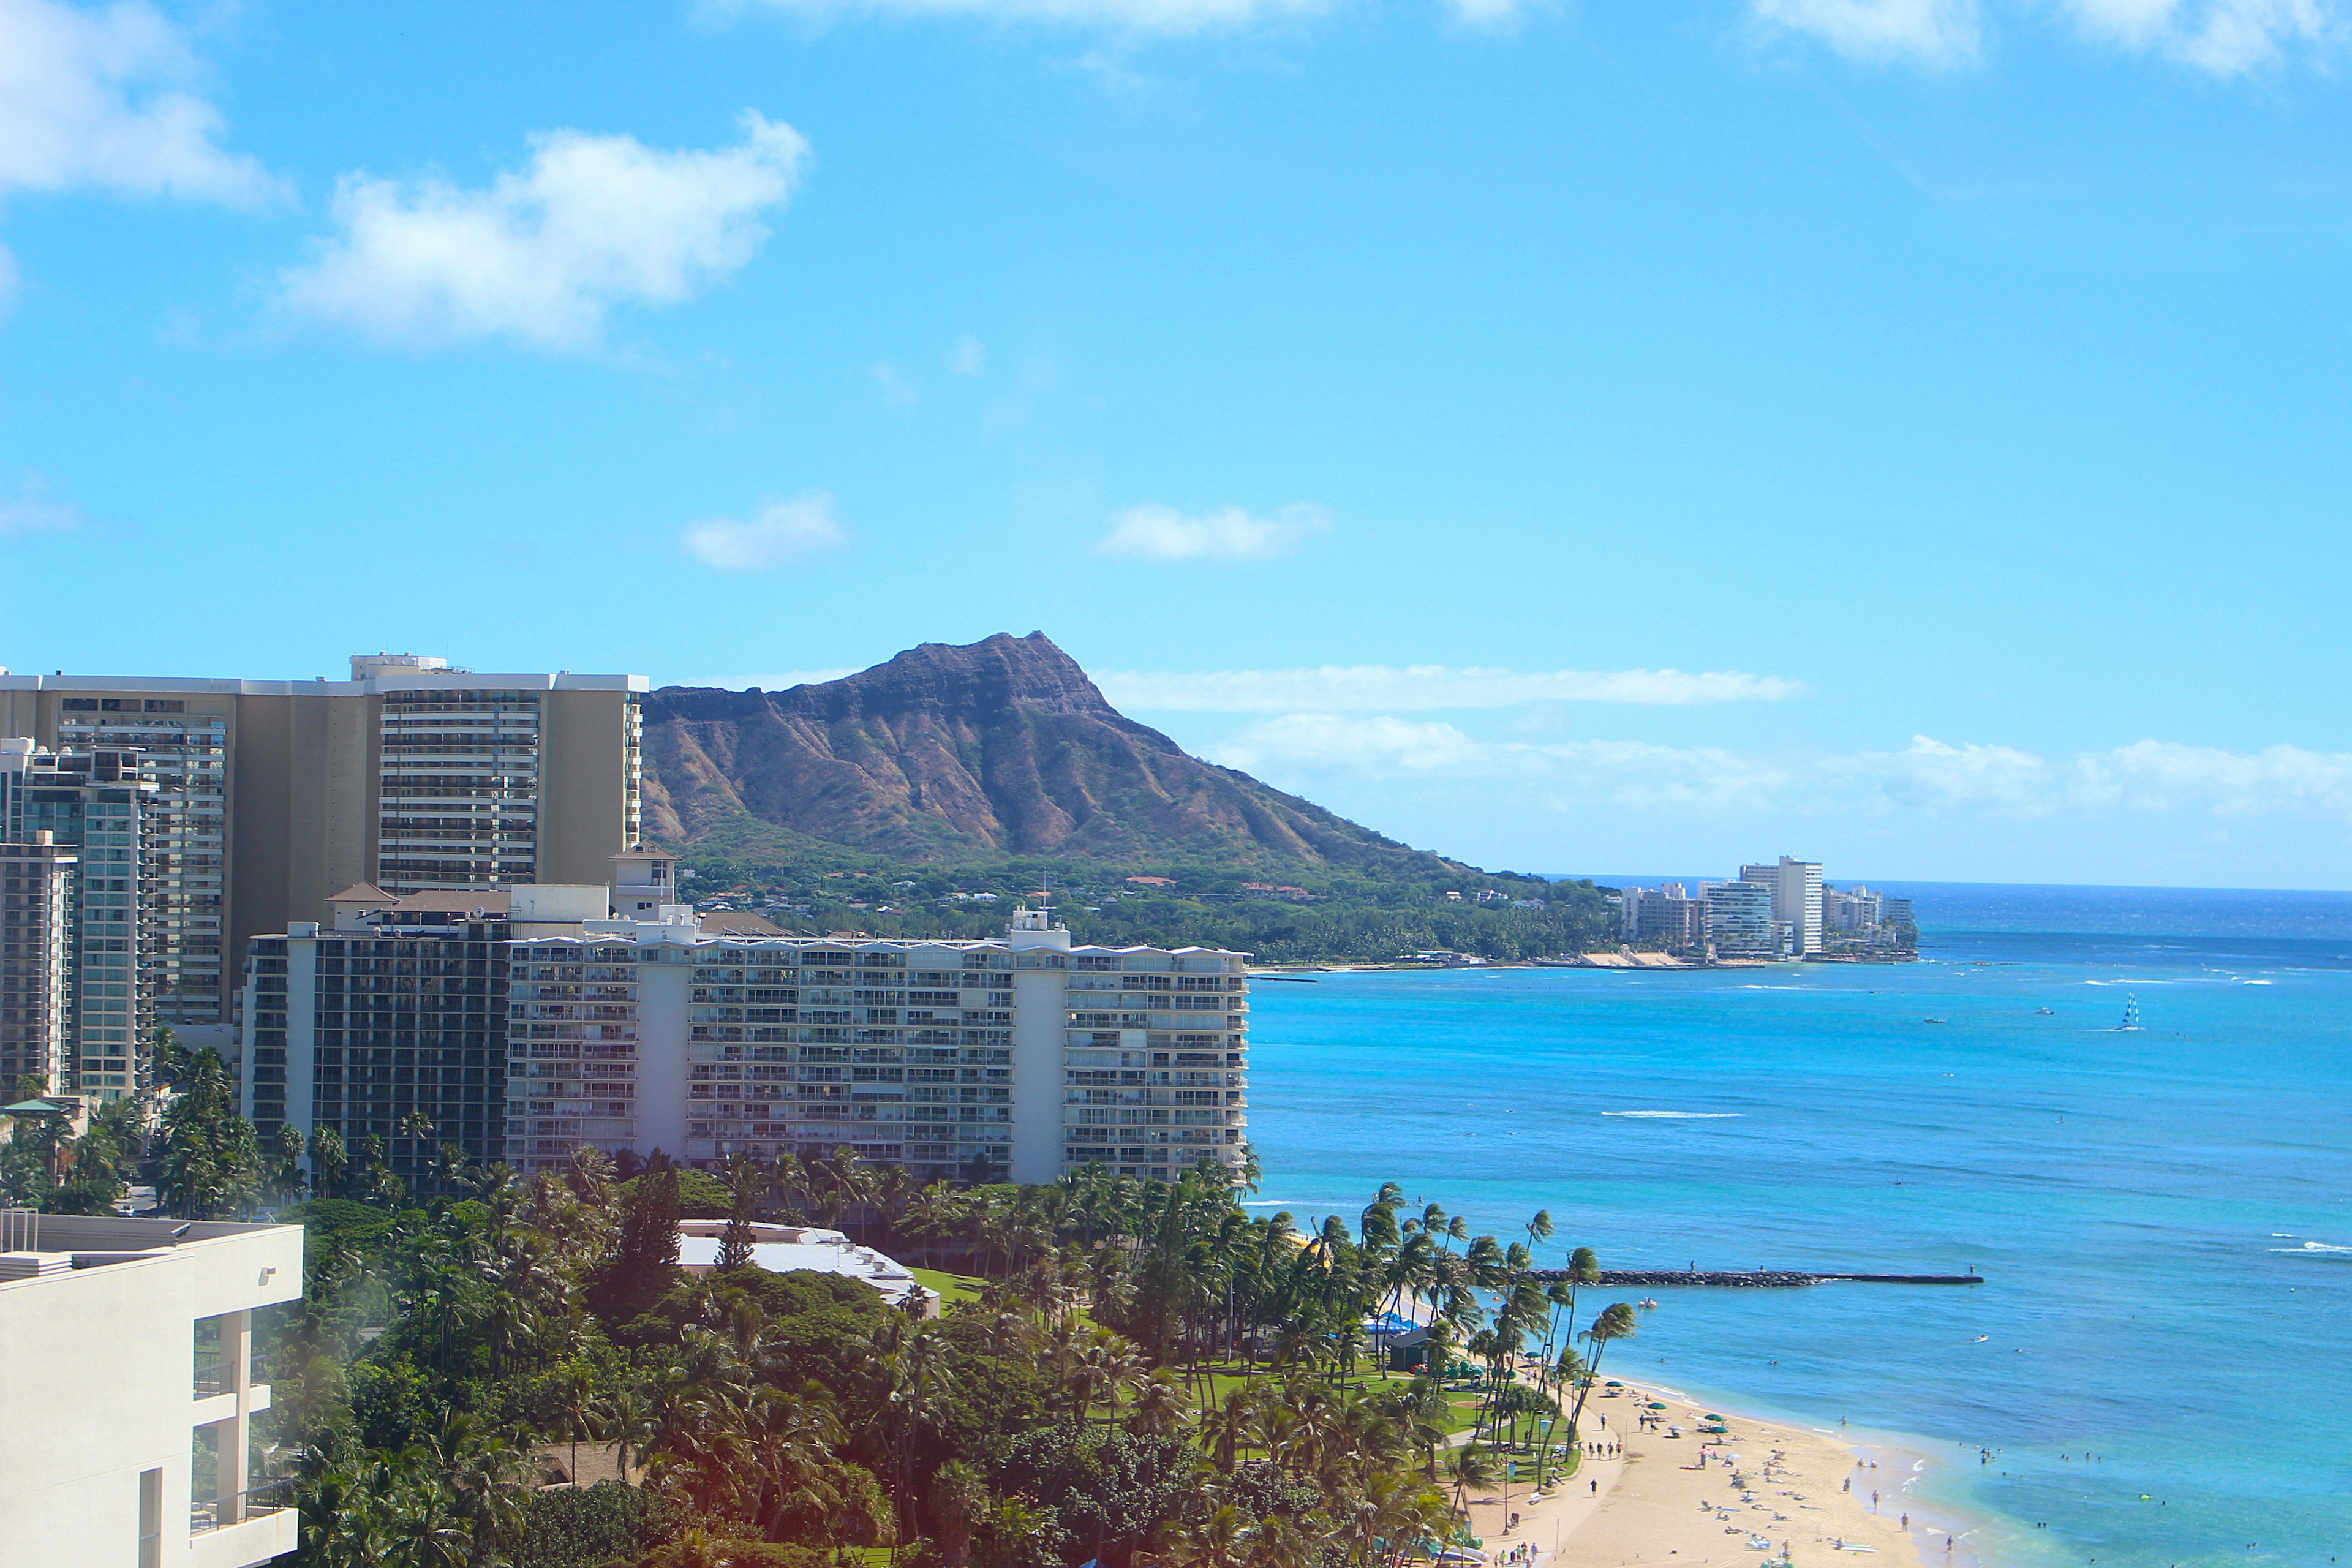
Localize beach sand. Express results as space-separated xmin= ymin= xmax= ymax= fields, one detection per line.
xmin=1457 ymin=1381 xmax=1953 ymax=1568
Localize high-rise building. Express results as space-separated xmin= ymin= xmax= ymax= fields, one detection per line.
xmin=505 ymin=896 xmax=1248 ymax=1186
xmin=0 ymin=833 xmax=77 ymax=1093
xmin=236 ymin=880 xmax=618 ymax=1180
xmin=1704 ymin=879 xmax=1776 ymax=957
xmin=241 ymin=864 xmax=1252 ymax=1189
xmin=1741 ymin=856 xmax=1823 ymax=956
xmin=1622 ymin=883 xmax=1705 ymax=951
xmin=0 ymin=741 xmax=162 ymax=1097
xmin=1 ymin=657 xmax=647 ymax=1047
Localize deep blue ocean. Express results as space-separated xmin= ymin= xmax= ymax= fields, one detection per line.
xmin=1242 ymin=881 xmax=2352 ymax=1568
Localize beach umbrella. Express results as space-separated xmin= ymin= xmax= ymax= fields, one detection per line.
xmin=1606 ymin=1381 xmax=1623 ymax=1388
xmin=1705 ymin=1413 xmax=1724 ymax=1420
xmin=1648 ymin=1401 xmax=1668 ymax=1410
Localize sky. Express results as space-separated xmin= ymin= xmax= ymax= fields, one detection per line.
xmin=5 ymin=0 xmax=2352 ymax=888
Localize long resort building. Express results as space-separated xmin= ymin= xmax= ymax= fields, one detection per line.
xmin=240 ymin=854 xmax=1251 ymax=1187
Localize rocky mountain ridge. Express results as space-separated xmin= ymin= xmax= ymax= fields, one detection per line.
xmin=641 ymin=631 xmax=1457 ymax=873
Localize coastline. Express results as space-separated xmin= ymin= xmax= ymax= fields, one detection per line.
xmin=1454 ymin=1379 xmax=1990 ymax=1568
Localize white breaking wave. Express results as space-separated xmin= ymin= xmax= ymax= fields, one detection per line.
xmin=2273 ymin=1240 xmax=2352 ymax=1254
xmin=1602 ymin=1110 xmax=1744 ymax=1119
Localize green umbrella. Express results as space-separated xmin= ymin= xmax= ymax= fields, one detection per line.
xmin=1606 ymin=1381 xmax=1623 ymax=1388
xmin=1647 ymin=1401 xmax=1669 ymax=1410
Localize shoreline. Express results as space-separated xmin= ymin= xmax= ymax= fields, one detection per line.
xmin=1453 ymin=1378 xmax=1992 ymax=1568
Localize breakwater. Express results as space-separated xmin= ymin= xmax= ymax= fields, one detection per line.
xmin=1529 ymin=1268 xmax=1983 ymax=1288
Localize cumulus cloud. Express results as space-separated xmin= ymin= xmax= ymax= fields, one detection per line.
xmin=0 ymin=494 xmax=85 ymax=537
xmin=2058 ymin=0 xmax=2342 ymax=72
xmin=1208 ymin=717 xmax=2352 ymax=824
xmin=872 ymin=363 xmax=918 ymax=407
xmin=721 ymin=0 xmax=1322 ymax=33
xmin=682 ymin=492 xmax=848 ymax=570
xmin=279 ymin=111 xmax=808 ymax=352
xmin=1097 ymin=664 xmax=1801 ymax=712
xmin=1752 ymin=0 xmax=1982 ymax=61
xmin=1095 ymin=503 xmax=1331 ymax=563
xmin=1754 ymin=0 xmax=2346 ymax=69
xmin=0 ymin=0 xmax=282 ymax=205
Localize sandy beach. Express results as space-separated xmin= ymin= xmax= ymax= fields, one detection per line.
xmin=1456 ymin=1380 xmax=1959 ymax=1568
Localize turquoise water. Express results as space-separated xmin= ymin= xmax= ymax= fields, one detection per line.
xmin=1243 ymin=886 xmax=2352 ymax=1568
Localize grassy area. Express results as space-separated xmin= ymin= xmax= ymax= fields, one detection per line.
xmin=912 ymin=1267 xmax=985 ymax=1305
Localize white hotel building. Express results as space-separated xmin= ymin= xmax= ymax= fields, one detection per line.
xmin=505 ymin=891 xmax=1251 ymax=1186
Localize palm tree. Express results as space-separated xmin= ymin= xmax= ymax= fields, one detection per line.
xmin=595 ymin=1385 xmax=657 ymax=1485
xmin=1566 ymin=1302 xmax=1638 ymax=1443
xmin=930 ymin=1459 xmax=990 ymax=1568
xmin=549 ymin=1365 xmax=598 ymax=1487
xmin=1446 ymin=1443 xmax=1496 ymax=1514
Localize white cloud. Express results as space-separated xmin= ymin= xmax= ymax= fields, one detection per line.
xmin=2071 ymin=739 xmax=2352 ymax=818
xmin=279 ymin=110 xmax=808 ymax=352
xmin=2057 ymin=0 xmax=2341 ymax=72
xmin=948 ymin=334 xmax=986 ymax=375
xmin=1209 ymin=717 xmax=2352 ymax=825
xmin=0 ymin=0 xmax=281 ymax=206
xmin=682 ymin=492 xmax=848 ymax=570
xmin=0 ymin=472 xmax=89 ymax=538
xmin=872 ymin=363 xmax=918 ymax=407
xmin=1095 ymin=502 xmax=1331 ymax=562
xmin=1754 ymin=0 xmax=2347 ymax=69
xmin=1751 ymin=0 xmax=1982 ymax=62
xmin=0 ymin=242 xmax=16 ymax=317
xmin=1097 ymin=663 xmax=1802 ymax=712
xmin=722 ymin=0 xmax=1322 ymax=33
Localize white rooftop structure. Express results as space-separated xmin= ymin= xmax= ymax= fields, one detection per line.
xmin=676 ymin=1220 xmax=938 ymax=1314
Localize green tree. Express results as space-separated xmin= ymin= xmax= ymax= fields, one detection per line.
xmin=156 ymin=1048 xmax=261 ymax=1219
xmin=717 ymin=1166 xmax=758 ymax=1273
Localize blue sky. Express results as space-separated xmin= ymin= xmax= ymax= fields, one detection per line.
xmin=6 ymin=0 xmax=2352 ymax=887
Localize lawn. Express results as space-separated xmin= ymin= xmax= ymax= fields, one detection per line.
xmin=912 ymin=1267 xmax=985 ymax=1305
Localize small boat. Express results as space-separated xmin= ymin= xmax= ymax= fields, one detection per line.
xmin=2036 ymin=1006 xmax=2054 ymax=1016
xmin=2117 ymin=992 xmax=2141 ymax=1031
xmin=1639 ymin=1297 xmax=1659 ymax=1308
xmin=1922 ymin=1017 xmax=1947 ymax=1025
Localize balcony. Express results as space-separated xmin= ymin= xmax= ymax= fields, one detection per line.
xmin=191 ymin=1478 xmax=293 ymax=1535
xmin=192 ymin=1354 xmax=268 ymax=1400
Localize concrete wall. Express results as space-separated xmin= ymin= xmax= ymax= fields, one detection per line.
xmin=0 ymin=1224 xmax=302 ymax=1568
xmin=538 ymin=689 xmax=637 ymax=886
xmin=635 ymin=939 xmax=694 ymax=1160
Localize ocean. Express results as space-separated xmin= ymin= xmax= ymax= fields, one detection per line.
xmin=1241 ymin=882 xmax=2352 ymax=1568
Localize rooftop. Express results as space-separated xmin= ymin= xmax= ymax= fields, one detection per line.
xmin=675 ymin=1221 xmax=935 ymax=1311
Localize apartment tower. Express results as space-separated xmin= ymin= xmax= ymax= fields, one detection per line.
xmin=1740 ymin=856 xmax=1824 ymax=956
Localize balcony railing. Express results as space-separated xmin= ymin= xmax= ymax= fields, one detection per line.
xmin=190 ymin=1478 xmax=293 ymax=1534
xmin=192 ymin=1355 xmax=267 ymax=1399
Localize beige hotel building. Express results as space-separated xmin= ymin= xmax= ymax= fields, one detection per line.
xmin=1 ymin=654 xmax=645 ymax=1055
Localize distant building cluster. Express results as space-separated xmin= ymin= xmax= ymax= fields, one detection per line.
xmin=1616 ymin=856 xmax=1915 ymax=960
xmin=0 ymin=655 xmax=1249 ymax=1192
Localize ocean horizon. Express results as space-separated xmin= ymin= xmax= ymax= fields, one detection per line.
xmin=1245 ymin=880 xmax=2352 ymax=1568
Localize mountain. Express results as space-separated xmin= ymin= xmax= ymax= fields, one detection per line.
xmin=641 ymin=631 xmax=1458 ymax=873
